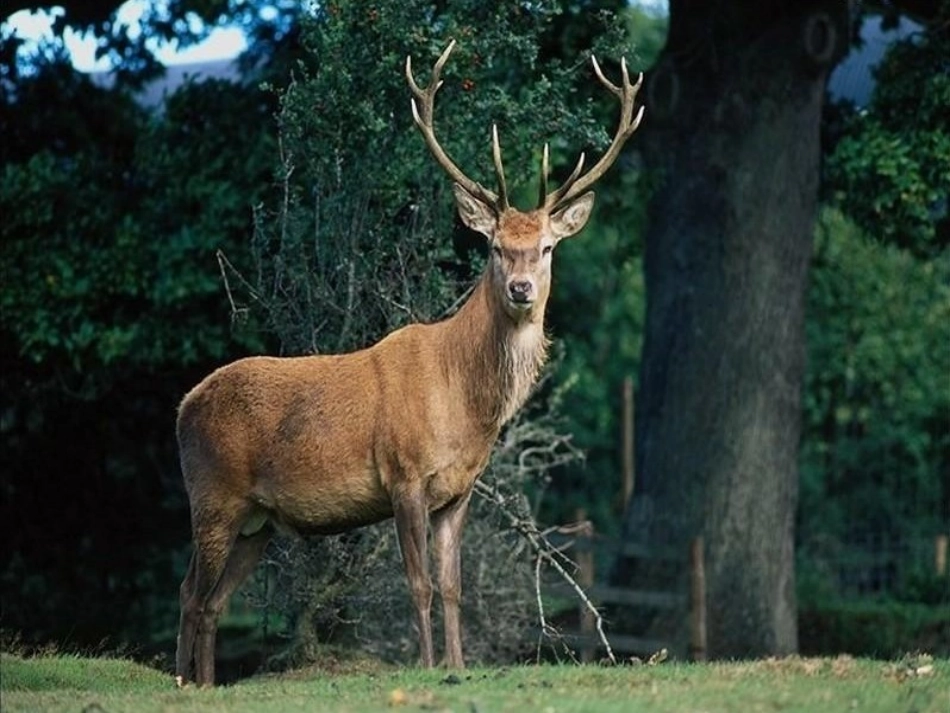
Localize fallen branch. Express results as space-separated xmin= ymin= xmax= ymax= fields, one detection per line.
xmin=473 ymin=479 xmax=616 ymax=665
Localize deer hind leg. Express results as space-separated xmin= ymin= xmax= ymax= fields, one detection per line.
xmin=432 ymin=491 xmax=472 ymax=669
xmin=176 ymin=516 xmax=231 ymax=687
xmin=196 ymin=526 xmax=272 ymax=685
xmin=182 ymin=506 xmax=270 ymax=687
xmin=393 ymin=484 xmax=434 ymax=667
xmin=176 ymin=553 xmax=199 ymax=684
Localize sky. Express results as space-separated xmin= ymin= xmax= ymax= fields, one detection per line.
xmin=5 ymin=0 xmax=248 ymax=72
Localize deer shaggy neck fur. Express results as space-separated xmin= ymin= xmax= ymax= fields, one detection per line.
xmin=441 ymin=272 xmax=549 ymax=430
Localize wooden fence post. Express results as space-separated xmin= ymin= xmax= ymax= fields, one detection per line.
xmin=576 ymin=508 xmax=596 ymax=663
xmin=936 ymin=534 xmax=948 ymax=577
xmin=689 ymin=536 xmax=707 ymax=662
xmin=621 ymin=377 xmax=635 ymax=512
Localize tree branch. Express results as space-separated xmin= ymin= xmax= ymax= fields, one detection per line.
xmin=473 ymin=479 xmax=616 ymax=664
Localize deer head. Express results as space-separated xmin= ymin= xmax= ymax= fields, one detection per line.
xmin=406 ymin=40 xmax=644 ymax=322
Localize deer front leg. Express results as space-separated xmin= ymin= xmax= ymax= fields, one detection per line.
xmin=393 ymin=485 xmax=435 ymax=667
xmin=432 ymin=490 xmax=472 ymax=669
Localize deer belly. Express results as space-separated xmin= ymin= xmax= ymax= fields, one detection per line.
xmin=252 ymin=462 xmax=393 ymax=535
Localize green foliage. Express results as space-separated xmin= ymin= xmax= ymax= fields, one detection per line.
xmin=245 ymin=0 xmax=636 ymax=354
xmin=545 ymin=168 xmax=650 ymax=530
xmin=1 ymin=72 xmax=273 ymax=397
xmin=825 ymin=10 xmax=950 ymax=256
xmin=0 ymin=56 xmax=275 ymax=646
xmin=800 ymin=6 xmax=948 ymax=629
xmin=798 ymin=207 xmax=949 ymax=596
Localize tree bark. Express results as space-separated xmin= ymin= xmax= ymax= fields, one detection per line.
xmin=621 ymin=0 xmax=847 ymax=658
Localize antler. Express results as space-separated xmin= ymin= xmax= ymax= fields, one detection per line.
xmin=540 ymin=56 xmax=645 ymax=212
xmin=406 ymin=40 xmax=510 ymax=211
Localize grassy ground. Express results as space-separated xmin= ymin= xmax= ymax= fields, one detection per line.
xmin=1 ymin=652 xmax=946 ymax=713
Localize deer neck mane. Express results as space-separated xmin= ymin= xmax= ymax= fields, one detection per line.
xmin=442 ymin=274 xmax=550 ymax=431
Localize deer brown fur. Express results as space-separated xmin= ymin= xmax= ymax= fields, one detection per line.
xmin=175 ymin=41 xmax=643 ymax=687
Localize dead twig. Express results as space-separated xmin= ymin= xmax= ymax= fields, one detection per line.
xmin=473 ymin=479 xmax=616 ymax=665
xmin=217 ymin=249 xmax=264 ymax=325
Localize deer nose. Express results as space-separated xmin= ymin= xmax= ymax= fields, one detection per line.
xmin=508 ymin=280 xmax=533 ymax=303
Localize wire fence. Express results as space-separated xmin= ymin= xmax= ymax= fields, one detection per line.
xmin=798 ymin=531 xmax=948 ymax=601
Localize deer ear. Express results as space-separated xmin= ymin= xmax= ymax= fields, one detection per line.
xmin=550 ymin=191 xmax=595 ymax=240
xmin=453 ymin=183 xmax=497 ymax=239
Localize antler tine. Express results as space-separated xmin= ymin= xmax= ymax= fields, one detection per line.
xmin=538 ymin=151 xmax=586 ymax=210
xmin=542 ymin=55 xmax=645 ymax=212
xmin=591 ymin=55 xmax=623 ymax=98
xmin=406 ymin=40 xmax=500 ymax=207
xmin=538 ymin=143 xmax=550 ymax=207
xmin=491 ymin=125 xmax=510 ymax=211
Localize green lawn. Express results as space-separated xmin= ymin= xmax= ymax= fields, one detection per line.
xmin=1 ymin=652 xmax=946 ymax=713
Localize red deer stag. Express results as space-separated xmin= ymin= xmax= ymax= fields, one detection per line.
xmin=175 ymin=40 xmax=643 ymax=686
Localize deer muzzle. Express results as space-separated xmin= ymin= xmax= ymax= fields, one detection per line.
xmin=507 ymin=279 xmax=534 ymax=307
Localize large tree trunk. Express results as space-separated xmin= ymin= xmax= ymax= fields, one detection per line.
xmin=621 ymin=0 xmax=847 ymax=658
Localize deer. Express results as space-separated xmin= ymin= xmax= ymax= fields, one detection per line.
xmin=174 ymin=40 xmax=643 ymax=687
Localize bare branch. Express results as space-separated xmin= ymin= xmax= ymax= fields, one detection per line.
xmin=473 ymin=479 xmax=617 ymax=664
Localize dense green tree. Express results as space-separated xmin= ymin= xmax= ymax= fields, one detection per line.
xmin=799 ymin=4 xmax=949 ymax=602
xmin=800 ymin=208 xmax=949 ymax=591
xmin=0 ymin=49 xmax=275 ymax=644
xmin=825 ymin=4 xmax=949 ymax=256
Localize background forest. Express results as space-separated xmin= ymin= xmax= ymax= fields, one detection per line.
xmin=1 ymin=0 xmax=947 ymax=669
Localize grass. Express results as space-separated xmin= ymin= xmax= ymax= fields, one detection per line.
xmin=1 ymin=652 xmax=946 ymax=713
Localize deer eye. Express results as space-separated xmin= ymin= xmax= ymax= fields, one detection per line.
xmin=542 ymin=245 xmax=553 ymax=257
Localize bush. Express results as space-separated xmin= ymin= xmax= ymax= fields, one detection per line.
xmin=799 ymin=600 xmax=950 ymax=659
